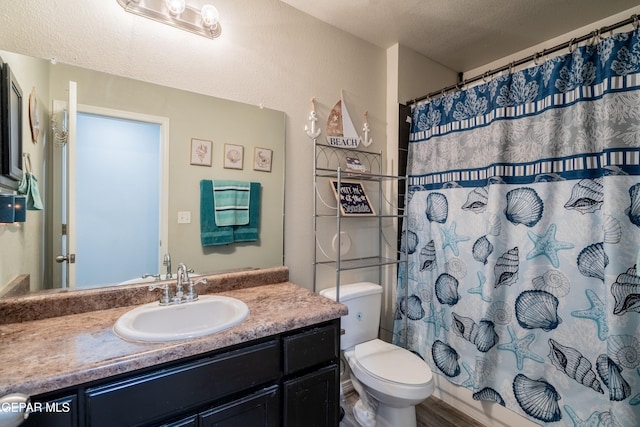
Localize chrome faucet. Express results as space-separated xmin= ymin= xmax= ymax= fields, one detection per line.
xmin=149 ymin=262 xmax=206 ymax=305
xmin=149 ymin=283 xmax=172 ymax=305
xmin=163 ymin=253 xmax=172 ymax=279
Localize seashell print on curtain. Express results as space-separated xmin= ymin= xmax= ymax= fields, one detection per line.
xmin=394 ymin=27 xmax=640 ymax=426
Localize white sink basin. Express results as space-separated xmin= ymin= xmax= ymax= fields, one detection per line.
xmin=114 ymin=295 xmax=249 ymax=342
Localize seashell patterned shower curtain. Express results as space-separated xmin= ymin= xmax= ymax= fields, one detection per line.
xmin=394 ymin=27 xmax=640 ymax=426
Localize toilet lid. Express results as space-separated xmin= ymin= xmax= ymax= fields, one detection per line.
xmin=355 ymin=339 xmax=432 ymax=386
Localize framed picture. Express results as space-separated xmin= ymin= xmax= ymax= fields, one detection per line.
xmin=224 ymin=143 xmax=244 ymax=169
xmin=330 ymin=179 xmax=376 ymax=216
xmin=190 ymin=138 xmax=212 ymax=166
xmin=253 ymin=147 xmax=272 ymax=172
xmin=0 ymin=60 xmax=23 ymax=189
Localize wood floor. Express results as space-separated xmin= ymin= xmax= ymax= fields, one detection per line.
xmin=339 ymin=389 xmax=486 ymax=427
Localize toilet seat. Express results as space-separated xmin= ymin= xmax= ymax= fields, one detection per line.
xmin=354 ymin=339 xmax=433 ymax=387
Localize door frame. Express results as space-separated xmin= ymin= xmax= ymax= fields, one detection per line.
xmin=51 ymin=101 xmax=170 ymax=289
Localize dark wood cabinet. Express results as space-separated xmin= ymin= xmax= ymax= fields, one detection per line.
xmin=199 ymin=385 xmax=279 ymax=427
xmin=22 ymin=394 xmax=78 ymax=427
xmin=161 ymin=415 xmax=198 ymax=427
xmin=85 ymin=340 xmax=279 ymax=427
xmin=23 ymin=319 xmax=339 ymax=427
xmin=283 ymin=365 xmax=339 ymax=427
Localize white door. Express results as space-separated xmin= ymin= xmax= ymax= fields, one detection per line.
xmin=52 ymin=83 xmax=169 ymax=289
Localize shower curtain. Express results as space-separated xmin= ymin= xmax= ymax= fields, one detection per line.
xmin=394 ymin=27 xmax=640 ymax=425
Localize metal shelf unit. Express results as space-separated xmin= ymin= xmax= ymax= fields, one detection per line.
xmin=313 ymin=141 xmax=409 ymax=302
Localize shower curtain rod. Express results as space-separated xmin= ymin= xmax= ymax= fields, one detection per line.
xmin=406 ymin=13 xmax=639 ymax=106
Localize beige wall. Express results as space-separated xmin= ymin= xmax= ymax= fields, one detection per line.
xmin=0 ymin=51 xmax=50 ymax=291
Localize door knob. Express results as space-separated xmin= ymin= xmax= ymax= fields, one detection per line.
xmin=55 ymin=254 xmax=76 ymax=263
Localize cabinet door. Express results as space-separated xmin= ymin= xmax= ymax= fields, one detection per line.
xmin=283 ymin=364 xmax=339 ymax=427
xmin=283 ymin=322 xmax=339 ymax=375
xmin=199 ymin=385 xmax=279 ymax=427
xmin=21 ymin=394 xmax=77 ymax=427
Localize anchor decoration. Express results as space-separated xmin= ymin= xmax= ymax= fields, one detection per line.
xmin=361 ymin=111 xmax=373 ymax=147
xmin=304 ymin=97 xmax=322 ymax=140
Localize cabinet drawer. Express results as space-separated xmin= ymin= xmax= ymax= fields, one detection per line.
xmin=86 ymin=340 xmax=279 ymax=427
xmin=283 ymin=322 xmax=338 ymax=375
xmin=199 ymin=385 xmax=279 ymax=427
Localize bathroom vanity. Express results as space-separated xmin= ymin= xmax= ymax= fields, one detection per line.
xmin=0 ymin=267 xmax=347 ymax=427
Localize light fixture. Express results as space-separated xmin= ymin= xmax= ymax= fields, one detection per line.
xmin=116 ymin=0 xmax=222 ymax=39
xmin=165 ymin=0 xmax=186 ymax=16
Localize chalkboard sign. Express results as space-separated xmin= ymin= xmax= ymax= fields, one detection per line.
xmin=330 ymin=179 xmax=375 ymax=216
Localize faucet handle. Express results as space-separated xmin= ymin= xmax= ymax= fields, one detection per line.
xmin=185 ymin=278 xmax=207 ymax=302
xmin=142 ymin=273 xmax=161 ymax=281
xmin=149 ymin=284 xmax=172 ymax=305
xmin=163 ymin=253 xmax=172 ymax=279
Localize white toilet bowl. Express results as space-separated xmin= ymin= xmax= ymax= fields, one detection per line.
xmin=344 ymin=339 xmax=434 ymax=427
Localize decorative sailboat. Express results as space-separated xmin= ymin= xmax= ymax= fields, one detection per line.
xmin=326 ymin=93 xmax=361 ymax=148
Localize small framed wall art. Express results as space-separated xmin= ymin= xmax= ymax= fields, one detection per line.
xmin=190 ymin=138 xmax=212 ymax=166
xmin=253 ymin=147 xmax=272 ymax=172
xmin=224 ymin=143 xmax=244 ymax=169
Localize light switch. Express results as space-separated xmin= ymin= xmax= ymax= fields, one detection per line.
xmin=177 ymin=211 xmax=191 ymax=224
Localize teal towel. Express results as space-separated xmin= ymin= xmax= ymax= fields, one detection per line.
xmin=212 ymin=180 xmax=250 ymax=226
xmin=233 ymin=182 xmax=260 ymax=242
xmin=200 ymin=180 xmax=233 ymax=246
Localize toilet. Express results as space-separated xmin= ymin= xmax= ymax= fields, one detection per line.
xmin=320 ymin=282 xmax=434 ymax=427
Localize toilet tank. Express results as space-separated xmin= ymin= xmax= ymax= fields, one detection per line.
xmin=319 ymin=282 xmax=383 ymax=350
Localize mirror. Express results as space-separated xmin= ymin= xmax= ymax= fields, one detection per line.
xmin=0 ymin=49 xmax=285 ymax=296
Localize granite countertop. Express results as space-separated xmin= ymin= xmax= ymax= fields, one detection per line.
xmin=0 ymin=279 xmax=347 ymax=397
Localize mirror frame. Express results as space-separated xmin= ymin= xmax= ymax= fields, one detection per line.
xmin=0 ymin=57 xmax=24 ymax=189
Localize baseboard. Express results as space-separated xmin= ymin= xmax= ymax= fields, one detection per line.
xmin=340 ymin=378 xmax=355 ymax=396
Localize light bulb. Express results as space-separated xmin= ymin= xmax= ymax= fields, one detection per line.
xmin=200 ymin=4 xmax=219 ymax=28
xmin=165 ymin=0 xmax=186 ymax=16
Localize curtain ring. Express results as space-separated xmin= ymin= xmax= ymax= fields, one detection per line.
xmin=508 ymin=62 xmax=515 ymax=74
xmin=533 ymin=52 xmax=539 ymax=66
xmin=568 ymin=38 xmax=577 ymax=53
xmin=633 ymin=14 xmax=639 ymax=30
xmin=482 ymin=71 xmax=490 ymax=83
xmin=440 ymin=89 xmax=446 ymax=99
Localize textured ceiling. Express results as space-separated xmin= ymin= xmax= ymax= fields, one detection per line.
xmin=280 ymin=0 xmax=640 ymax=72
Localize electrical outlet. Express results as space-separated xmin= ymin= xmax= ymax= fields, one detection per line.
xmin=177 ymin=211 xmax=191 ymax=224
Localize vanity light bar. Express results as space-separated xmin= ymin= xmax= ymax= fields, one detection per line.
xmin=116 ymin=0 xmax=222 ymax=39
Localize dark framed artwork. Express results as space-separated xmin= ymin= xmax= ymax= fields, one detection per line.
xmin=0 ymin=59 xmax=23 ymax=189
xmin=330 ymin=179 xmax=376 ymax=216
